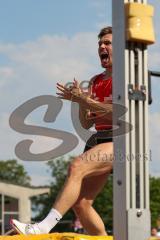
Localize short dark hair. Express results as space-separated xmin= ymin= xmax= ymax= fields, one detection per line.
xmin=98 ymin=26 xmax=112 ymax=39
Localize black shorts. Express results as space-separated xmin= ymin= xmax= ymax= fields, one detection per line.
xmin=83 ymin=129 xmax=113 ymax=153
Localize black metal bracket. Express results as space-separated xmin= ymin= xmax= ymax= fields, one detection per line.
xmin=128 ymin=71 xmax=160 ymax=104
xmin=148 ymin=71 xmax=160 ymax=105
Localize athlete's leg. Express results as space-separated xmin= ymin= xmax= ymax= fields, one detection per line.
xmin=11 ymin=142 xmax=113 ymax=235
xmin=53 ymin=142 xmax=113 ymax=215
xmin=72 ymin=173 xmax=110 ymax=235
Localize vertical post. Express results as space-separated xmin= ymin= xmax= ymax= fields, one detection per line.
xmin=112 ymin=0 xmax=151 ymax=240
xmin=1 ymin=195 xmax=4 ymax=235
xmin=19 ymin=197 xmax=31 ymax=222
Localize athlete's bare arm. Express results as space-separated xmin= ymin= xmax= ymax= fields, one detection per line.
xmin=56 ymin=80 xmax=94 ymax=129
xmin=56 ymin=78 xmax=112 ymax=129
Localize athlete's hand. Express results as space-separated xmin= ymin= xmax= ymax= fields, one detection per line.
xmin=56 ymin=82 xmax=73 ymax=101
xmin=56 ymin=79 xmax=83 ymax=102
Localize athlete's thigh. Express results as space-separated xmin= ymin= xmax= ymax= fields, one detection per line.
xmin=79 ymin=172 xmax=110 ymax=201
xmin=77 ymin=142 xmax=113 ymax=177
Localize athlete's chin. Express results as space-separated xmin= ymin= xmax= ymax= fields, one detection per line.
xmin=101 ymin=62 xmax=112 ymax=69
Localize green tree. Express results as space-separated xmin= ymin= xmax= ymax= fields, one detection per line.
xmin=150 ymin=176 xmax=160 ymax=227
xmin=0 ymin=159 xmax=31 ymax=186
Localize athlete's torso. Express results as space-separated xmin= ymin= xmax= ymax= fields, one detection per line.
xmin=91 ymin=71 xmax=112 ymax=130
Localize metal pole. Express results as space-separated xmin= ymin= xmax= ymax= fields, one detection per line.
xmin=113 ymin=0 xmax=151 ymax=239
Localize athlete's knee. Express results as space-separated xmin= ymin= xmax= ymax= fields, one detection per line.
xmin=72 ymin=198 xmax=93 ymax=213
xmin=67 ymin=157 xmax=86 ymax=178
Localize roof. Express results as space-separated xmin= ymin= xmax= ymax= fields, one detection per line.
xmin=0 ymin=181 xmax=50 ymax=198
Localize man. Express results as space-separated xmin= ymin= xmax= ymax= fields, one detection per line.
xmin=151 ymin=227 xmax=158 ymax=237
xmin=11 ymin=26 xmax=113 ymax=236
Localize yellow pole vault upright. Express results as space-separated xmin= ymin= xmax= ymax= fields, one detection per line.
xmin=113 ymin=0 xmax=155 ymax=240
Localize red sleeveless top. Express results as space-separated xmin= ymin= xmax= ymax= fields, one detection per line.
xmin=91 ymin=72 xmax=112 ymax=130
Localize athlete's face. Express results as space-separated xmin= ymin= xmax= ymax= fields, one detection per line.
xmin=98 ymin=33 xmax=112 ymax=69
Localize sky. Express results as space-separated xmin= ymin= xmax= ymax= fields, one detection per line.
xmin=0 ymin=0 xmax=160 ymax=186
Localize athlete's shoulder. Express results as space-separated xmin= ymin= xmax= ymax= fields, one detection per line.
xmin=89 ymin=72 xmax=105 ymax=86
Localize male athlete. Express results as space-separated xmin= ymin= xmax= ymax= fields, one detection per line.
xmin=12 ymin=26 xmax=113 ymax=236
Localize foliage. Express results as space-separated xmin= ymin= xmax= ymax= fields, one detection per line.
xmin=150 ymin=176 xmax=160 ymax=228
xmin=0 ymin=159 xmax=31 ymax=186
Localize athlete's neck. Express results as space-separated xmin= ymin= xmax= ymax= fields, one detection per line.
xmin=104 ymin=67 xmax=112 ymax=78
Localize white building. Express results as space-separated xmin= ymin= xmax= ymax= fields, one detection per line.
xmin=0 ymin=181 xmax=50 ymax=235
